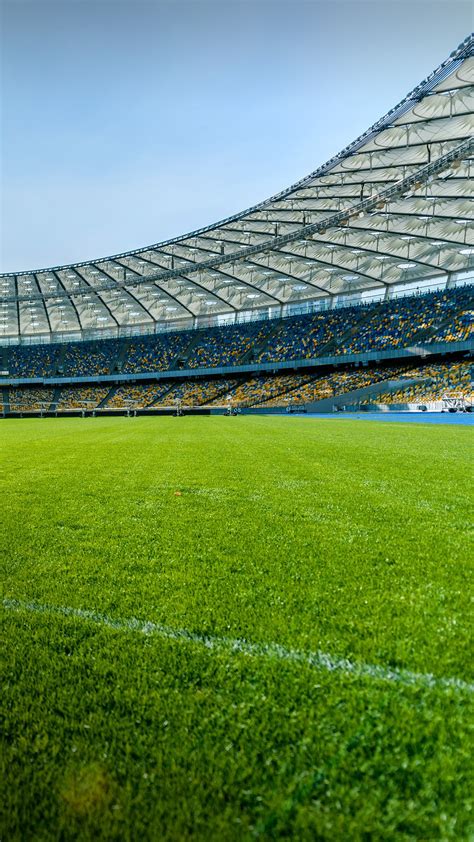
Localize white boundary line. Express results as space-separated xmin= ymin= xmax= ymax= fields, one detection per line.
xmin=3 ymin=597 xmax=473 ymax=693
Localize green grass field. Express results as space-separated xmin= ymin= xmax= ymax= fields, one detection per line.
xmin=1 ymin=416 xmax=473 ymax=841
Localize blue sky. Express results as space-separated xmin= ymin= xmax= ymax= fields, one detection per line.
xmin=1 ymin=0 xmax=472 ymax=272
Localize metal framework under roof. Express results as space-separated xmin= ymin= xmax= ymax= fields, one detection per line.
xmin=2 ymin=34 xmax=473 ymax=342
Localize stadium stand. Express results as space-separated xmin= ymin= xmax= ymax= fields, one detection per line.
xmin=257 ymin=308 xmax=360 ymax=363
xmin=428 ymin=306 xmax=473 ymax=344
xmin=250 ymin=366 xmax=412 ymax=407
xmin=3 ymin=286 xmax=472 ymax=381
xmin=62 ymin=340 xmax=118 ymax=376
xmin=150 ymin=378 xmax=239 ymax=407
xmin=55 ymin=386 xmax=111 ymax=410
xmin=335 ymin=287 xmax=473 ymax=355
xmin=8 ymin=387 xmax=55 ymax=412
xmin=258 ymin=287 xmax=473 ymax=362
xmin=3 ymin=356 xmax=471 ymax=415
xmin=186 ymin=323 xmax=271 ymax=369
xmin=8 ymin=345 xmax=61 ymax=378
xmin=213 ymin=373 xmax=315 ymax=407
xmin=373 ymin=362 xmax=473 ymax=404
xmin=122 ymin=333 xmax=192 ymax=373
xmin=105 ymin=383 xmax=174 ymax=408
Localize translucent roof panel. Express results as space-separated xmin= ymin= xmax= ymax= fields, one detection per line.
xmin=1 ymin=35 xmax=473 ymax=342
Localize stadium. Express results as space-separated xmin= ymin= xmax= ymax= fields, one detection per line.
xmin=1 ymin=34 xmax=473 ymax=417
xmin=1 ymin=21 xmax=473 ymax=842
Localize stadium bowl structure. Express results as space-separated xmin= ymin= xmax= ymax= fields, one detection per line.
xmin=1 ymin=35 xmax=473 ymax=344
xmin=2 ymin=34 xmax=474 ymax=842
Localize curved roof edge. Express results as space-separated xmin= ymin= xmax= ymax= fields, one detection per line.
xmin=3 ymin=33 xmax=473 ymax=279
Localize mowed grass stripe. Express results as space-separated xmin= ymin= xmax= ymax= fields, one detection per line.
xmin=3 ymin=596 xmax=473 ymax=693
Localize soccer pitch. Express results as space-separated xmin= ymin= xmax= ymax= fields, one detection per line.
xmin=1 ymin=416 xmax=472 ymax=841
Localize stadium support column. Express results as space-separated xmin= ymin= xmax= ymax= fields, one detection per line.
xmin=445 ymin=272 xmax=455 ymax=289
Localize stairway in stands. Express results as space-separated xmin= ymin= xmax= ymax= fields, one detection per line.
xmin=110 ymin=340 xmax=130 ymax=374
xmin=314 ymin=308 xmax=374 ymax=358
xmin=1 ymin=386 xmax=10 ymax=414
xmin=406 ymin=309 xmax=469 ymax=347
xmin=54 ymin=343 xmax=68 ymax=376
xmin=196 ymin=379 xmax=239 ymax=406
xmin=172 ymin=333 xmax=206 ymax=370
xmin=0 ymin=346 xmax=9 ymax=373
xmin=246 ymin=376 xmax=315 ymax=408
xmin=49 ymin=387 xmax=62 ymax=412
xmin=97 ymin=386 xmax=118 ymax=408
xmin=240 ymin=321 xmax=283 ymax=365
xmin=147 ymin=382 xmax=181 ymax=406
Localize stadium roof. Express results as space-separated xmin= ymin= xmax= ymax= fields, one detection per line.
xmin=2 ymin=34 xmax=473 ymax=342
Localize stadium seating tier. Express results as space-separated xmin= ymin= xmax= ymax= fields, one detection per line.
xmin=3 ymin=286 xmax=472 ymax=379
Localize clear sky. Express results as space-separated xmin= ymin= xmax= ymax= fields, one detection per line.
xmin=0 ymin=0 xmax=472 ymax=273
